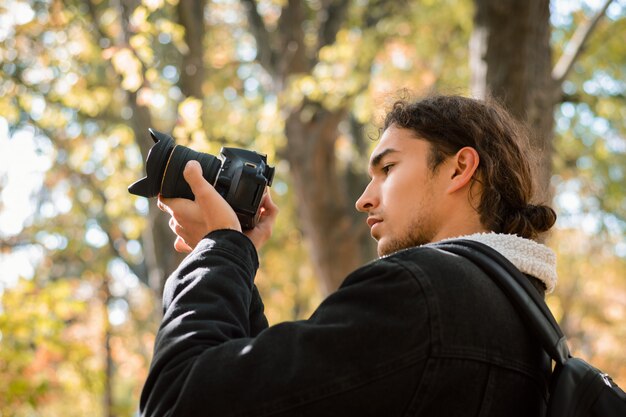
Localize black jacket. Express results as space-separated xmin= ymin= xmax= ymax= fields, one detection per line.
xmin=140 ymin=230 xmax=550 ymax=416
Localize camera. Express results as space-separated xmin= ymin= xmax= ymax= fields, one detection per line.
xmin=128 ymin=129 xmax=275 ymax=230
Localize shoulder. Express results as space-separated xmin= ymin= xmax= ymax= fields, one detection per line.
xmin=339 ymin=245 xmax=546 ymax=377
xmin=344 ymin=245 xmax=471 ymax=287
xmin=343 ymin=245 xmax=508 ymax=325
xmin=379 ymin=245 xmax=503 ymax=304
xmin=325 ymin=247 xmax=455 ymax=323
xmin=338 ymin=246 xmax=479 ymax=316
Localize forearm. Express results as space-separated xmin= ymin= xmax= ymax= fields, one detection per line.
xmin=141 ymin=229 xmax=261 ymax=415
xmin=250 ymin=284 xmax=269 ymax=336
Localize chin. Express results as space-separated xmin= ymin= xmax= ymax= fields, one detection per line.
xmin=377 ymin=235 xmax=431 ymax=257
xmin=377 ymin=240 xmax=406 ymax=257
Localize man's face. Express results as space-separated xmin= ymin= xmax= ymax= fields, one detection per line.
xmin=355 ymin=125 xmax=450 ymax=257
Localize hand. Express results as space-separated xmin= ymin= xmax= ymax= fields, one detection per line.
xmin=158 ymin=160 xmax=241 ymax=253
xmin=244 ymin=189 xmax=279 ymax=251
xmin=158 ymin=160 xmax=279 ymax=253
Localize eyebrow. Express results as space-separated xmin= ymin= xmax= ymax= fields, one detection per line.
xmin=370 ymin=148 xmax=399 ymax=170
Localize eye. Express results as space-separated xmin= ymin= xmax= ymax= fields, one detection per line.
xmin=382 ymin=163 xmax=394 ymax=175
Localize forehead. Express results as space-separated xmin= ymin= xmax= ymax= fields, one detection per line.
xmin=370 ymin=126 xmax=429 ymax=164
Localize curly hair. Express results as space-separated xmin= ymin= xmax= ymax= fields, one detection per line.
xmin=383 ymin=94 xmax=556 ymax=240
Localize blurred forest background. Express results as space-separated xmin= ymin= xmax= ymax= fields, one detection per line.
xmin=0 ymin=0 xmax=625 ymax=415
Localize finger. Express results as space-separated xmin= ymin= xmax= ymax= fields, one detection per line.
xmin=174 ymin=236 xmax=192 ymax=253
xmin=259 ymin=189 xmax=279 ymax=219
xmin=183 ymin=161 xmax=214 ymax=201
xmin=158 ymin=195 xmax=188 ymax=215
xmin=169 ymin=216 xmax=194 ymax=242
xmin=160 ymin=196 xmax=198 ymax=221
xmin=157 ymin=195 xmax=171 ymax=214
xmin=168 ymin=216 xmax=180 ymax=234
xmin=183 ymin=160 xmax=232 ymax=216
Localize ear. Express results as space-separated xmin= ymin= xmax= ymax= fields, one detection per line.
xmin=446 ymin=147 xmax=480 ymax=194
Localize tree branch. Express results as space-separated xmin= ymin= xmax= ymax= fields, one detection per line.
xmin=362 ymin=0 xmax=398 ymax=30
xmin=241 ymin=0 xmax=277 ymax=76
xmin=317 ymin=0 xmax=350 ymax=52
xmin=0 ymin=236 xmax=33 ymax=251
xmin=14 ymin=100 xmax=149 ymax=283
xmin=552 ymin=0 xmax=613 ymax=86
xmin=81 ymin=0 xmax=154 ymax=158
xmin=85 ymin=0 xmax=113 ymax=44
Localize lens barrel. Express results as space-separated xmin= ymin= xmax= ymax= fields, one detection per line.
xmin=160 ymin=145 xmax=222 ymax=200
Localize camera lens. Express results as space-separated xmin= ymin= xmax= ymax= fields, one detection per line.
xmin=128 ymin=129 xmax=222 ymax=200
xmin=160 ymin=144 xmax=222 ymax=200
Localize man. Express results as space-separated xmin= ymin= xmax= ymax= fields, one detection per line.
xmin=140 ymin=94 xmax=557 ymax=416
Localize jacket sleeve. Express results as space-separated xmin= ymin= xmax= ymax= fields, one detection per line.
xmin=249 ymin=284 xmax=269 ymax=336
xmin=139 ymin=230 xmax=429 ymax=417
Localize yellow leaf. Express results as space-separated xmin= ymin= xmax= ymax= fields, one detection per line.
xmin=143 ymin=0 xmax=164 ymax=11
xmin=111 ymin=48 xmax=143 ymax=92
xmin=178 ymin=97 xmax=203 ymax=130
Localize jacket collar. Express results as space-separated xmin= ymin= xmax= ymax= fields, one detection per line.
xmin=438 ymin=233 xmax=557 ymax=293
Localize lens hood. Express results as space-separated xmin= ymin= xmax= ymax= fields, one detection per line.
xmin=128 ymin=129 xmax=175 ymax=198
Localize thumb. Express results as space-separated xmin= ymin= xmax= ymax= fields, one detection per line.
xmin=182 ymin=159 xmax=241 ymax=232
xmin=183 ymin=160 xmax=210 ymax=198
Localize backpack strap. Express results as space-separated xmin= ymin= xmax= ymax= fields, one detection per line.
xmin=432 ymin=239 xmax=571 ymax=365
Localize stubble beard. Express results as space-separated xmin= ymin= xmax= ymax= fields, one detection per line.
xmin=376 ymin=172 xmax=442 ymax=257
xmin=377 ymin=215 xmax=437 ymax=257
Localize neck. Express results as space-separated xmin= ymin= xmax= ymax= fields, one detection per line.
xmin=432 ymin=223 xmax=490 ymax=244
xmin=431 ymin=198 xmax=488 ymax=243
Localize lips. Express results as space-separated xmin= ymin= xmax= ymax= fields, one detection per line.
xmin=366 ymin=217 xmax=382 ymax=228
xmin=366 ymin=217 xmax=383 ymax=240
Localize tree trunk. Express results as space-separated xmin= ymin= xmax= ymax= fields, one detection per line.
xmin=127 ymin=91 xmax=182 ymax=296
xmin=116 ymin=0 xmax=187 ymax=296
xmin=102 ymin=277 xmax=115 ymax=417
xmin=177 ymin=0 xmax=206 ymax=98
xmin=243 ymin=0 xmax=385 ymax=294
xmin=470 ymin=0 xmax=555 ymax=204
xmin=284 ymin=104 xmax=368 ymax=293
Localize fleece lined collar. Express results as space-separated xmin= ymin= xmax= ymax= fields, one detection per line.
xmin=439 ymin=233 xmax=558 ymax=293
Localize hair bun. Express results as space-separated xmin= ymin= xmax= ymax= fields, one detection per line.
xmin=503 ymin=204 xmax=557 ymax=240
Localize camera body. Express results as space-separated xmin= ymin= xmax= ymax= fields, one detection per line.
xmin=128 ymin=129 xmax=275 ymax=230
xmin=211 ymin=147 xmax=274 ymax=229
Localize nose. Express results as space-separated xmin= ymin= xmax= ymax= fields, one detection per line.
xmin=355 ymin=181 xmax=377 ymax=213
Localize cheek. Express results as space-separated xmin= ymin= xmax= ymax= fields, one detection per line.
xmin=391 ymin=187 xmax=431 ymax=229
xmin=383 ymin=177 xmax=416 ymax=208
